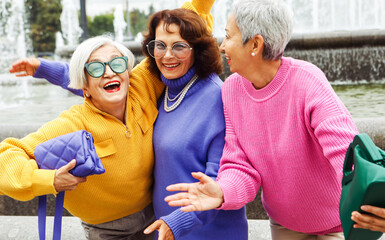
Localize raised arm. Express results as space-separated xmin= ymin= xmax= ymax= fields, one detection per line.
xmin=9 ymin=57 xmax=83 ymax=96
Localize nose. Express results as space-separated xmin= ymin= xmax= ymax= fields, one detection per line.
xmin=104 ymin=64 xmax=115 ymax=77
xmin=219 ymin=40 xmax=225 ymax=53
xmin=163 ymin=47 xmax=174 ymax=59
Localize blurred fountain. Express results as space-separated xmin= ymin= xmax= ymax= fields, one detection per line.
xmin=0 ymin=0 xmax=32 ymax=74
xmin=212 ymin=0 xmax=385 ymax=37
xmin=60 ymin=0 xmax=82 ymax=46
xmin=287 ymin=0 xmax=385 ymax=33
xmin=113 ymin=7 xmax=127 ymax=43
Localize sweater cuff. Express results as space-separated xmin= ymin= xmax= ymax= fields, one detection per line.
xmin=161 ymin=209 xmax=195 ymax=239
xmin=217 ymin=172 xmax=250 ymax=210
xmin=34 ymin=58 xmax=69 ymax=87
xmin=31 ymin=169 xmax=57 ymax=196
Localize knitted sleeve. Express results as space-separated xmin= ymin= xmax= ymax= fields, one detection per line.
xmin=303 ymin=70 xmax=359 ymax=177
xmin=216 ymin=105 xmax=262 ymax=210
xmin=0 ymin=107 xmax=86 ymax=200
xmin=0 ymin=134 xmax=56 ymax=200
xmin=34 ymin=58 xmax=83 ymax=97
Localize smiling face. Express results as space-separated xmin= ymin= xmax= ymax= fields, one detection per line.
xmin=220 ymin=13 xmax=253 ymax=75
xmin=154 ymin=22 xmax=194 ymax=80
xmin=83 ymin=44 xmax=129 ymax=115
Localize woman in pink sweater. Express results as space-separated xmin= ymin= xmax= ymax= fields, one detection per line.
xmin=165 ymin=0 xmax=359 ymax=239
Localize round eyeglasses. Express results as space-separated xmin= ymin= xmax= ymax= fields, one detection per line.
xmin=84 ymin=56 xmax=128 ymax=78
xmin=146 ymin=40 xmax=192 ymax=61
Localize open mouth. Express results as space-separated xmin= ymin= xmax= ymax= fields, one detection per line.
xmin=104 ymin=81 xmax=121 ymax=92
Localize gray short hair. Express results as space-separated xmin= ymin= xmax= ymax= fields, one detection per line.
xmin=68 ymin=36 xmax=135 ymax=89
xmin=232 ymin=0 xmax=293 ymax=60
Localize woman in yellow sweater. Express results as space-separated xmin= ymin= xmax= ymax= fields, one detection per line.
xmin=3 ymin=0 xmax=215 ymax=239
xmin=2 ymin=35 xmax=159 ymax=239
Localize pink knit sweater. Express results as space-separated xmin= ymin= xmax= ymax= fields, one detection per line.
xmin=217 ymin=57 xmax=359 ymax=233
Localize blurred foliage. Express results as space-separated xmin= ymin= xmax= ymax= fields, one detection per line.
xmin=87 ymin=5 xmax=155 ymax=39
xmin=23 ymin=2 xmax=156 ymax=52
xmin=87 ymin=13 xmax=114 ymax=37
xmin=25 ymin=0 xmax=62 ymax=53
xmin=129 ymin=8 xmax=149 ymax=38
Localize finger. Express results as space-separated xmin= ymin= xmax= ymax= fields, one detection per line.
xmin=14 ymin=73 xmax=28 ymax=77
xmin=180 ymin=205 xmax=198 ymax=212
xmin=351 ymin=211 xmax=385 ymax=230
xmin=167 ymin=199 xmax=192 ymax=207
xmin=158 ymin=228 xmax=166 ymax=240
xmin=166 ymin=183 xmax=190 ymax=192
xmin=191 ymin=172 xmax=217 ymax=186
xmin=61 ymin=159 xmax=77 ymax=172
xmin=78 ymin=176 xmax=87 ymax=183
xmin=191 ymin=171 xmax=211 ymax=182
xmin=164 ymin=192 xmax=190 ymax=202
xmin=143 ymin=221 xmax=161 ymax=235
xmin=361 ymin=205 xmax=385 ymax=218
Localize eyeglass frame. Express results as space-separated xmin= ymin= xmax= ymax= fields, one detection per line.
xmin=84 ymin=56 xmax=128 ymax=78
xmin=146 ymin=40 xmax=193 ymax=61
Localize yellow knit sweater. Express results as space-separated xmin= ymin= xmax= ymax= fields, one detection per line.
xmin=0 ymin=0 xmax=214 ymax=224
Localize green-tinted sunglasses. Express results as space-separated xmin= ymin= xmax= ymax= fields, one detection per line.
xmin=84 ymin=56 xmax=128 ymax=78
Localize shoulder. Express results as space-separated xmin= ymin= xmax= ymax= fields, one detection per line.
xmin=284 ymin=57 xmax=328 ymax=83
xmin=222 ymin=73 xmax=246 ymax=94
xmin=204 ymin=73 xmax=223 ymax=89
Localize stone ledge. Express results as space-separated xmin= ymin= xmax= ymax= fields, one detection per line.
xmin=0 ymin=216 xmax=271 ymax=240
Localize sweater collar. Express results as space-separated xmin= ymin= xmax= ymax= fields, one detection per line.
xmin=242 ymin=57 xmax=290 ymax=101
xmin=160 ymin=67 xmax=196 ymax=97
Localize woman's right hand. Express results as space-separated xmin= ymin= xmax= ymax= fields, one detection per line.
xmin=54 ymin=160 xmax=87 ymax=192
xmin=9 ymin=57 xmax=41 ymax=77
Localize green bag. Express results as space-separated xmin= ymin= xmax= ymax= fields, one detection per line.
xmin=340 ymin=133 xmax=385 ymax=240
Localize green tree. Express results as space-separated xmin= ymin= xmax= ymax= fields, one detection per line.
xmin=129 ymin=8 xmax=148 ymax=37
xmin=25 ymin=0 xmax=62 ymax=53
xmin=87 ymin=13 xmax=114 ymax=37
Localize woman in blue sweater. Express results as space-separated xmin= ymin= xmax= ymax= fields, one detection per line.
xmin=141 ymin=9 xmax=247 ymax=240
xmin=8 ymin=6 xmax=248 ymax=240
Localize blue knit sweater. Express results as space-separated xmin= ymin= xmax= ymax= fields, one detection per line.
xmin=154 ymin=67 xmax=248 ymax=239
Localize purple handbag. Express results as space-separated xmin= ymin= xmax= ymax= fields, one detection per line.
xmin=34 ymin=130 xmax=105 ymax=240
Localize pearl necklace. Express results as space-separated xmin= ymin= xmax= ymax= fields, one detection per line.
xmin=164 ymin=74 xmax=198 ymax=112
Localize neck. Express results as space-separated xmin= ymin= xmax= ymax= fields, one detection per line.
xmin=161 ymin=67 xmax=196 ymax=96
xmin=242 ymin=58 xmax=281 ymax=90
xmin=91 ymin=99 xmax=126 ymax=123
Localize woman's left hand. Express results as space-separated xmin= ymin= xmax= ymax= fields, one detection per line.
xmin=144 ymin=219 xmax=174 ymax=240
xmin=351 ymin=205 xmax=385 ymax=233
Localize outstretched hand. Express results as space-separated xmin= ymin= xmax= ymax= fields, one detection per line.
xmin=54 ymin=160 xmax=87 ymax=192
xmin=351 ymin=205 xmax=385 ymax=233
xmin=9 ymin=57 xmax=41 ymax=77
xmin=165 ymin=172 xmax=224 ymax=212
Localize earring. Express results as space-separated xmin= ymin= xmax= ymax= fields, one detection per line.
xmin=85 ymin=93 xmax=90 ymax=97
xmin=251 ymin=52 xmax=255 ymax=56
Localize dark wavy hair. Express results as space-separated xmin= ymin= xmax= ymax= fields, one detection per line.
xmin=142 ymin=8 xmax=223 ymax=79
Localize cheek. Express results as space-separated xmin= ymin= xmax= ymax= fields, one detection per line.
xmin=155 ymin=58 xmax=163 ymax=69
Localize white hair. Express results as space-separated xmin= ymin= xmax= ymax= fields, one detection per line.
xmin=68 ymin=36 xmax=135 ymax=89
xmin=232 ymin=0 xmax=293 ymax=60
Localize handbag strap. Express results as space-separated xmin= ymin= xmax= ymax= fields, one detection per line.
xmin=342 ymin=133 xmax=383 ymax=185
xmin=38 ymin=192 xmax=65 ymax=240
